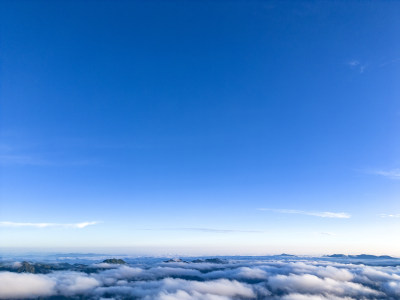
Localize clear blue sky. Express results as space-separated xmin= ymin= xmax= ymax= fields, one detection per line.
xmin=1 ymin=1 xmax=400 ymax=255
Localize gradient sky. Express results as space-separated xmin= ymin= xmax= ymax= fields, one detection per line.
xmin=1 ymin=0 xmax=400 ymax=255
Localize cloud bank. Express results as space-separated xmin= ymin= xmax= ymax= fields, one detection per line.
xmin=1 ymin=256 xmax=400 ymax=299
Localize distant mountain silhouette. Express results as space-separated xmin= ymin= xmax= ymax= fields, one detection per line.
xmin=13 ymin=261 xmax=81 ymax=274
xmin=327 ymin=254 xmax=347 ymax=258
xmin=192 ymin=258 xmax=227 ymax=264
xmin=163 ymin=258 xmax=188 ymax=263
xmin=163 ymin=258 xmax=227 ymax=264
xmin=327 ymin=254 xmax=395 ymax=259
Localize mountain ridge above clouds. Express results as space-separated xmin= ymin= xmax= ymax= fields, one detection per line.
xmin=326 ymin=254 xmax=396 ymax=259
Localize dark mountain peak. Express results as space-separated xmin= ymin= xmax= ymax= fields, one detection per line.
xmin=204 ymin=258 xmax=227 ymax=264
xmin=327 ymin=254 xmax=347 ymax=258
xmin=163 ymin=258 xmax=188 ymax=263
xmin=17 ymin=261 xmax=36 ymax=273
xmin=102 ymin=258 xmax=126 ymax=264
xmin=191 ymin=258 xmax=227 ymax=264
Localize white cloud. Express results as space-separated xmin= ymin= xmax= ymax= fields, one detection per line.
xmin=384 ymin=281 xmax=400 ymax=296
xmin=258 ymin=209 xmax=351 ymax=219
xmin=50 ymin=272 xmax=100 ymax=296
xmin=281 ymin=293 xmax=355 ymax=300
xmin=315 ymin=266 xmax=354 ymax=282
xmin=157 ymin=290 xmax=230 ymax=300
xmin=0 ymin=272 xmax=56 ymax=299
xmin=237 ymin=267 xmax=268 ymax=280
xmin=161 ymin=278 xmax=256 ymax=298
xmin=268 ymin=273 xmax=381 ymax=297
xmin=0 ymin=221 xmax=100 ymax=229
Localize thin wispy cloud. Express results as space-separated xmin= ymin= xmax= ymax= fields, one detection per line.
xmin=379 ymin=57 xmax=400 ymax=67
xmin=0 ymin=144 xmax=13 ymax=151
xmin=347 ymin=60 xmax=367 ymax=73
xmin=379 ymin=213 xmax=400 ymax=218
xmin=141 ymin=227 xmax=265 ymax=233
xmin=0 ymin=155 xmax=99 ymax=167
xmin=0 ymin=221 xmax=100 ymax=229
xmin=319 ymin=232 xmax=337 ymax=236
xmin=0 ymin=155 xmax=53 ymax=166
xmin=0 ymin=143 xmax=97 ymax=167
xmin=258 ymin=208 xmax=351 ymax=219
xmin=0 ymin=154 xmax=96 ymax=167
xmin=0 ymin=143 xmax=47 ymax=165
xmin=372 ymin=169 xmax=400 ymax=180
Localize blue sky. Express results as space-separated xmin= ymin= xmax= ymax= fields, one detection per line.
xmin=1 ymin=0 xmax=400 ymax=255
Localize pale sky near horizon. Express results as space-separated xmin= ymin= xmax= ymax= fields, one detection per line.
xmin=1 ymin=0 xmax=400 ymax=255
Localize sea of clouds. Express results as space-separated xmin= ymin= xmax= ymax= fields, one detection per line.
xmin=1 ymin=256 xmax=400 ymax=299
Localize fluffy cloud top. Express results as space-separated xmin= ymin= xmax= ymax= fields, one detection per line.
xmin=0 ymin=272 xmax=55 ymax=299
xmin=1 ymin=256 xmax=400 ymax=299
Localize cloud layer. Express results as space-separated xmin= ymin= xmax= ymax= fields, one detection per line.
xmin=1 ymin=256 xmax=400 ymax=299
